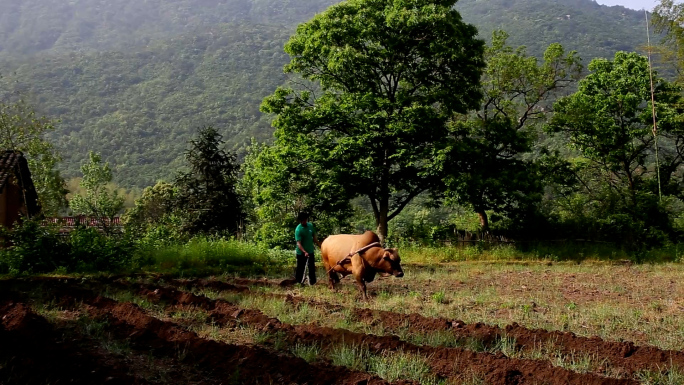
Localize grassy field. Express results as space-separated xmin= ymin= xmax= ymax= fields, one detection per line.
xmin=4 ymin=241 xmax=684 ymax=384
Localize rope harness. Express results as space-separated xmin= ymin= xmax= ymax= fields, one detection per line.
xmin=326 ymin=242 xmax=382 ymax=274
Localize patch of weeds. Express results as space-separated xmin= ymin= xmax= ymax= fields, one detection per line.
xmin=290 ymin=343 xmax=321 ymax=363
xmin=637 ymin=367 xmax=684 ymax=385
xmin=272 ymin=331 xmax=288 ymax=350
xmin=369 ymin=351 xmax=444 ymax=385
xmin=101 ymin=339 xmax=131 ymax=355
xmin=551 ymin=351 xmax=606 ymax=374
xmin=175 ymin=342 xmax=191 ymax=361
xmin=462 ymin=337 xmax=489 ymax=353
xmin=253 ymin=330 xmax=288 ymax=350
xmin=330 ymin=344 xmax=369 ymax=372
xmin=169 ymin=309 xmax=208 ymax=323
xmin=407 ymin=330 xmax=466 ymax=349
xmin=279 ymin=303 xmax=324 ymax=325
xmin=432 ymin=291 xmax=447 ymax=304
xmin=493 ymin=335 xmax=519 ymax=357
xmin=333 ymin=308 xmax=355 ymax=330
xmin=76 ymin=316 xmax=109 ymax=339
xmin=106 ymin=290 xmax=159 ymax=312
xmin=253 ymin=331 xmax=273 ymax=345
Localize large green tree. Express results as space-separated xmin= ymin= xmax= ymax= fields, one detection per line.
xmin=546 ymin=51 xmax=681 ymax=247
xmin=444 ymin=31 xmax=582 ymax=230
xmin=175 ymin=126 xmax=244 ymax=235
xmin=70 ymin=152 xmax=125 ymax=234
xmin=241 ymin=141 xmax=353 ymax=248
xmin=0 ymin=100 xmax=67 ymax=216
xmin=547 ymin=52 xmax=679 ymax=205
xmin=261 ymin=0 xmax=485 ymax=242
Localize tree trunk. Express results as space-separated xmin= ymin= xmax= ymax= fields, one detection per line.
xmin=376 ymin=214 xmax=388 ymax=245
xmin=476 ymin=210 xmax=489 ymax=233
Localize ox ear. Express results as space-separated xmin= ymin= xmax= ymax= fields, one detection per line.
xmin=383 ymin=250 xmax=392 ymax=260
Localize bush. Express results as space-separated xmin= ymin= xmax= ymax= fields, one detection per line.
xmin=69 ymin=227 xmax=134 ymax=271
xmin=0 ymin=220 xmax=134 ymax=274
xmin=138 ymin=236 xmax=281 ymax=275
xmin=0 ymin=220 xmax=70 ymax=274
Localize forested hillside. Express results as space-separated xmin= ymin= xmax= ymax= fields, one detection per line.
xmin=0 ymin=0 xmax=651 ymax=186
xmin=1 ymin=25 xmax=292 ymax=186
xmin=0 ymin=0 xmax=337 ymax=57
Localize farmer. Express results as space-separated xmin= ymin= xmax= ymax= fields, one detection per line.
xmin=295 ymin=211 xmax=320 ymax=285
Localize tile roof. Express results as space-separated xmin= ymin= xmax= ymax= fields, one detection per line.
xmin=0 ymin=150 xmax=41 ymax=217
xmin=0 ymin=150 xmax=21 ymax=192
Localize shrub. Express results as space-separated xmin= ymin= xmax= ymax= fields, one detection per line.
xmin=0 ymin=220 xmax=70 ymax=274
xmin=0 ymin=220 xmax=134 ymax=274
xmin=69 ymin=227 xmax=134 ymax=271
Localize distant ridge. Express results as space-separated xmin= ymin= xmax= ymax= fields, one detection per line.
xmin=0 ymin=0 xmax=651 ymax=186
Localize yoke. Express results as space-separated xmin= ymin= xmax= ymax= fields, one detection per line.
xmin=326 ymin=242 xmax=382 ymax=274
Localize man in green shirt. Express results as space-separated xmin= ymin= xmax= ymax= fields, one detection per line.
xmin=295 ymin=212 xmax=320 ymax=285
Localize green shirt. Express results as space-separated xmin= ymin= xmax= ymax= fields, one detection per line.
xmin=295 ymin=222 xmax=316 ymax=255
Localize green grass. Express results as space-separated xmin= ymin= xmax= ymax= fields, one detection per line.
xmin=138 ymin=237 xmax=288 ymax=275
xmin=328 ymin=344 xmax=445 ymax=384
xmin=290 ymin=343 xmax=322 ymax=363
xmin=637 ymin=367 xmax=684 ymax=385
xmin=399 ymin=242 xmax=684 ymax=264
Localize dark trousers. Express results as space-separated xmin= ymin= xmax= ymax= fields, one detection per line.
xmin=295 ymin=253 xmax=316 ymax=285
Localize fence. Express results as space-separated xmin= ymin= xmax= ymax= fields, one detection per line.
xmin=42 ymin=217 xmax=123 ymax=233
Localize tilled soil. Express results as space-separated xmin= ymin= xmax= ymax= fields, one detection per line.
xmin=0 ymin=295 xmax=149 ymax=384
xmin=32 ymin=282 xmax=414 ymax=385
xmin=0 ymin=276 xmax=681 ymax=385
xmin=173 ymin=277 xmax=684 ymax=377
xmin=132 ymin=282 xmax=636 ymax=385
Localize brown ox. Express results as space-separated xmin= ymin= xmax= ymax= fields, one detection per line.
xmin=321 ymin=231 xmax=404 ymax=299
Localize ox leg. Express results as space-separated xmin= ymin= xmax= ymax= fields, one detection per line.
xmin=323 ymin=260 xmax=339 ymax=290
xmin=351 ymin=255 xmax=369 ymax=300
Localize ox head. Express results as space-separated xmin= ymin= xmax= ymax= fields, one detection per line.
xmin=378 ymin=248 xmax=404 ymax=278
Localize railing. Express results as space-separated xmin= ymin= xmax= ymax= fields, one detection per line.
xmin=42 ymin=216 xmax=122 ymax=231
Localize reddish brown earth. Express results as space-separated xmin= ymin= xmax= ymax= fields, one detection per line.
xmin=0 ymin=295 xmax=148 ymax=384
xmin=44 ymin=283 xmax=414 ymax=385
xmin=176 ymin=277 xmax=684 ymax=377
xmin=2 ymin=276 xmax=682 ymax=384
xmin=136 ymin=283 xmax=637 ymax=385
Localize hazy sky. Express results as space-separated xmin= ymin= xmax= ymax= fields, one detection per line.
xmin=595 ymin=0 xmax=658 ymax=10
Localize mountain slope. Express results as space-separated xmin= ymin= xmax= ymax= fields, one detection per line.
xmin=0 ymin=0 xmax=337 ymax=56
xmin=0 ymin=0 xmax=653 ymax=187
xmin=2 ymin=24 xmax=292 ymax=186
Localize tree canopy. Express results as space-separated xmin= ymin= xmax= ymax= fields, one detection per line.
xmin=444 ymin=31 xmax=582 ymax=230
xmin=261 ymin=0 xmax=485 ymax=241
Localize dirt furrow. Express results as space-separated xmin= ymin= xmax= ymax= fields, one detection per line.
xmin=48 ymin=284 xmax=415 ymax=385
xmin=176 ymin=276 xmax=684 ymax=376
xmin=0 ymin=296 xmax=149 ymax=384
xmin=139 ymin=283 xmax=637 ymax=385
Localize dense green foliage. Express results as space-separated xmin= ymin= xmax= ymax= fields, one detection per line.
xmin=545 ymin=52 xmax=682 ymax=251
xmin=0 ymin=220 xmax=133 ymax=274
xmin=175 ymin=126 xmax=244 ymax=235
xmin=241 ymin=141 xmax=354 ymax=248
xmin=443 ymin=31 xmax=583 ymax=230
xmin=261 ymin=0 xmax=485 ymax=241
xmin=0 ymin=0 xmax=652 ymax=187
xmin=0 ymin=24 xmax=293 ymax=186
xmin=69 ymin=152 xmax=125 ymax=232
xmin=0 ymin=100 xmax=67 ymax=215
